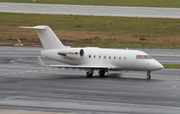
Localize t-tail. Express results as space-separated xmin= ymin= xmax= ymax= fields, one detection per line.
xmin=19 ymin=25 xmax=64 ymax=50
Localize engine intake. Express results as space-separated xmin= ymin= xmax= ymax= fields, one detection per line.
xmin=57 ymin=48 xmax=84 ymax=59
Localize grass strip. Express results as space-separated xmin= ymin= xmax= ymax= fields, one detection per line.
xmin=0 ymin=13 xmax=180 ymax=48
xmin=163 ymin=64 xmax=180 ymax=69
xmin=1 ymin=0 xmax=180 ymax=8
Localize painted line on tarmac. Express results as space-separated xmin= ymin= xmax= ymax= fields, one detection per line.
xmin=172 ymin=85 xmax=180 ymax=88
xmin=4 ymin=73 xmax=9 ymax=75
xmin=33 ymin=70 xmax=39 ymax=72
xmin=10 ymin=59 xmax=38 ymax=66
xmin=10 ymin=59 xmax=25 ymax=65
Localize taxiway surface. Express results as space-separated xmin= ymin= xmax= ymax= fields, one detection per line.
xmin=0 ymin=46 xmax=180 ymax=114
xmin=0 ymin=2 xmax=180 ymax=18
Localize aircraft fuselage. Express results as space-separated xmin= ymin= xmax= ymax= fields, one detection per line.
xmin=41 ymin=47 xmax=163 ymax=71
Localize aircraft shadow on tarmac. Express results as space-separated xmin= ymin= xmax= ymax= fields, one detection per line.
xmin=43 ymin=73 xmax=160 ymax=82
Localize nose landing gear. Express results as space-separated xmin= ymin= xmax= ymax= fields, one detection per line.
xmin=146 ymin=71 xmax=151 ymax=79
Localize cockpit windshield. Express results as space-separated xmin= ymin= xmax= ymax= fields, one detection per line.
xmin=136 ymin=55 xmax=152 ymax=59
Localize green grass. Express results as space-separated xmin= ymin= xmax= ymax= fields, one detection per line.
xmin=163 ymin=64 xmax=180 ymax=69
xmin=1 ymin=0 xmax=180 ymax=8
xmin=1 ymin=13 xmax=180 ymax=48
xmin=1 ymin=13 xmax=180 ymax=36
xmin=0 ymin=42 xmax=14 ymax=46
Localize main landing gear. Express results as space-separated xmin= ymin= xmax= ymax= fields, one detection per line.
xmin=86 ymin=69 xmax=94 ymax=77
xmin=99 ymin=70 xmax=105 ymax=76
xmin=86 ymin=70 xmax=107 ymax=77
xmin=146 ymin=71 xmax=151 ymax=79
xmin=99 ymin=70 xmax=108 ymax=77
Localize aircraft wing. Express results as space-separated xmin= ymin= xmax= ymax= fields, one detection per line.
xmin=38 ymin=56 xmax=117 ymax=70
xmin=47 ymin=65 xmax=111 ymax=70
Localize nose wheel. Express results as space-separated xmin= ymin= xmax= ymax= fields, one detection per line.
xmin=146 ymin=71 xmax=151 ymax=79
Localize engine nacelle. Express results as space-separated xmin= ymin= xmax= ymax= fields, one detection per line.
xmin=57 ymin=48 xmax=84 ymax=59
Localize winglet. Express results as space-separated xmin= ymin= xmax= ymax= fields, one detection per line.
xmin=38 ymin=56 xmax=46 ymax=66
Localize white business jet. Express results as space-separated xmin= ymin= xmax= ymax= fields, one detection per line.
xmin=19 ymin=25 xmax=163 ymax=79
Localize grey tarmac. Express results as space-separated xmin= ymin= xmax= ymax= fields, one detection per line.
xmin=0 ymin=3 xmax=180 ymax=18
xmin=0 ymin=46 xmax=180 ymax=114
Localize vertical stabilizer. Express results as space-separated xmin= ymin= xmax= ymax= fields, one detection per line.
xmin=19 ymin=25 xmax=64 ymax=50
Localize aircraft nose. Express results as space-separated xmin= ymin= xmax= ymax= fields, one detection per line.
xmin=147 ymin=60 xmax=164 ymax=71
xmin=156 ymin=63 xmax=164 ymax=70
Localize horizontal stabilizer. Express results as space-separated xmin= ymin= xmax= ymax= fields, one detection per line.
xmin=19 ymin=26 xmax=46 ymax=30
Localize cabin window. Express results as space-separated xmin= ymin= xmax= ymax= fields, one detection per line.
xmin=94 ymin=55 xmax=96 ymax=58
xmin=124 ymin=57 xmax=126 ymax=60
xmin=104 ymin=56 xmax=106 ymax=59
xmin=136 ymin=55 xmax=152 ymax=59
xmin=114 ymin=56 xmax=116 ymax=59
xmin=89 ymin=55 xmax=91 ymax=58
xmin=99 ymin=55 xmax=101 ymax=58
xmin=119 ymin=57 xmax=121 ymax=60
xmin=109 ymin=56 xmax=111 ymax=59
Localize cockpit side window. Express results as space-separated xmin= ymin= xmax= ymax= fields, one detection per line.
xmin=144 ymin=55 xmax=152 ymax=59
xmin=136 ymin=55 xmax=152 ymax=59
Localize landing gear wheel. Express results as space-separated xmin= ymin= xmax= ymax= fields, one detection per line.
xmin=99 ymin=70 xmax=105 ymax=77
xmin=86 ymin=69 xmax=94 ymax=78
xmin=146 ymin=71 xmax=151 ymax=79
xmin=86 ymin=71 xmax=93 ymax=77
xmin=146 ymin=75 xmax=151 ymax=79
